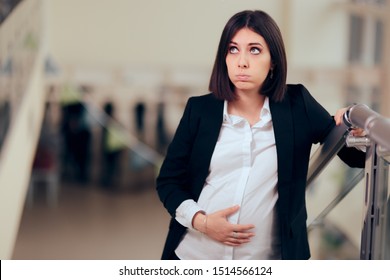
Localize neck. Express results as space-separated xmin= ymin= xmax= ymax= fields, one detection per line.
xmin=228 ymin=93 xmax=266 ymax=126
xmin=231 ymin=92 xmax=265 ymax=112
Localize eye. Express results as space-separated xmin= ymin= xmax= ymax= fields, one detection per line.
xmin=229 ymin=46 xmax=239 ymax=54
xmin=250 ymin=47 xmax=261 ymax=54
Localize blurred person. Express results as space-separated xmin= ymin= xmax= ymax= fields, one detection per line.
xmin=60 ymin=85 xmax=92 ymax=184
xmin=62 ymin=103 xmax=91 ymax=183
xmin=134 ymin=101 xmax=146 ymax=141
xmin=156 ymin=10 xmax=365 ymax=260
xmin=156 ymin=101 xmax=169 ymax=154
xmin=100 ymin=102 xmax=127 ymax=189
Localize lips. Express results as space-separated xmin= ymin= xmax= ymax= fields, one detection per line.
xmin=236 ymin=74 xmax=250 ymax=81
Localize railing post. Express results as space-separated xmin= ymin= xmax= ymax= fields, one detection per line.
xmin=359 ymin=144 xmax=389 ymax=259
xmin=345 ymin=104 xmax=390 ymax=260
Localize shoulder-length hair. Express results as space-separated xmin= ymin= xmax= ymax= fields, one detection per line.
xmin=209 ymin=10 xmax=287 ymax=102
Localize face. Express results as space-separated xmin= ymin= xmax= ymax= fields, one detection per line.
xmin=225 ymin=28 xmax=272 ymax=95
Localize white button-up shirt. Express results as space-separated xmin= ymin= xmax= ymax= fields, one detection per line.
xmin=175 ymin=97 xmax=281 ymax=260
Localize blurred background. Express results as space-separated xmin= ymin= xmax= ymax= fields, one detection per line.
xmin=0 ymin=0 xmax=389 ymax=260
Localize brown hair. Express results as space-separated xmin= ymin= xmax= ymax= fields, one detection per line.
xmin=209 ymin=10 xmax=287 ymax=102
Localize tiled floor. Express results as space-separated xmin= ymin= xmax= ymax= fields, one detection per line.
xmin=12 ymin=181 xmax=171 ymax=260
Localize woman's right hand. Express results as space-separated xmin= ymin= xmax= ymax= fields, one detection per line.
xmin=192 ymin=205 xmax=255 ymax=246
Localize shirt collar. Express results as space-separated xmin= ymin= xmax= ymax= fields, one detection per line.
xmin=223 ymin=100 xmax=230 ymax=123
xmin=259 ymin=97 xmax=272 ymax=125
xmin=223 ymin=96 xmax=272 ymax=125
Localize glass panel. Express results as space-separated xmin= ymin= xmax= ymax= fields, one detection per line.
xmin=307 ymin=156 xmax=365 ymax=259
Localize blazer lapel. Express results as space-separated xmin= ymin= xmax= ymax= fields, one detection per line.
xmin=270 ymin=98 xmax=294 ymax=185
xmin=192 ymin=97 xmax=224 ymax=199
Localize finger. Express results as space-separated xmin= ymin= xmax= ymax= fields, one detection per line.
xmin=224 ymin=241 xmax=241 ymax=246
xmin=227 ymin=232 xmax=253 ymax=242
xmin=334 ymin=108 xmax=347 ymax=126
xmin=224 ymin=237 xmax=251 ymax=246
xmin=219 ymin=205 xmax=240 ymax=217
xmin=234 ymin=231 xmax=255 ymax=239
xmin=351 ymin=128 xmax=365 ymax=136
xmin=231 ymin=236 xmax=252 ymax=243
xmin=234 ymin=224 xmax=255 ymax=232
xmin=334 ymin=113 xmax=343 ymax=125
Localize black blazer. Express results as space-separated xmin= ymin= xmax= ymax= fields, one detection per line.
xmin=156 ymin=84 xmax=365 ymax=260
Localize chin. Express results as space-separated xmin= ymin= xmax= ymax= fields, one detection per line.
xmin=234 ymin=84 xmax=257 ymax=91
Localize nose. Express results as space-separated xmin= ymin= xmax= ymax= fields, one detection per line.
xmin=238 ymin=53 xmax=248 ymax=68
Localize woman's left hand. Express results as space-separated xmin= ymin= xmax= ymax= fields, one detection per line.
xmin=334 ymin=107 xmax=366 ymax=136
xmin=334 ymin=107 xmax=348 ymax=126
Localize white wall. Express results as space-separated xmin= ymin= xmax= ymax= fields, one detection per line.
xmin=46 ymin=0 xmax=283 ymax=68
xmin=43 ymin=0 xmax=347 ymax=68
xmin=288 ymin=0 xmax=349 ymax=68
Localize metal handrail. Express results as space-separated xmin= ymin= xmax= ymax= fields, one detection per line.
xmin=306 ymin=103 xmax=390 ymax=259
xmin=344 ymin=104 xmax=390 ymax=155
xmin=307 ymin=104 xmax=390 ymax=187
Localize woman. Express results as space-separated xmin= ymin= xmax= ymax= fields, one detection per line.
xmin=156 ymin=10 xmax=365 ymax=260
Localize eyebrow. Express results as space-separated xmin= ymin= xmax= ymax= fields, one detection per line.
xmin=229 ymin=41 xmax=264 ymax=48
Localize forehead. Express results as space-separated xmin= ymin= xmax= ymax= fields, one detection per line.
xmin=231 ymin=28 xmax=266 ymax=43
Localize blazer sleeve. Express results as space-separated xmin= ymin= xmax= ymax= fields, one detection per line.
xmin=156 ymin=97 xmax=198 ymax=217
xmin=299 ymin=84 xmax=365 ymax=168
xmin=299 ymin=84 xmax=335 ymax=145
xmin=337 ymin=146 xmax=365 ymax=168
